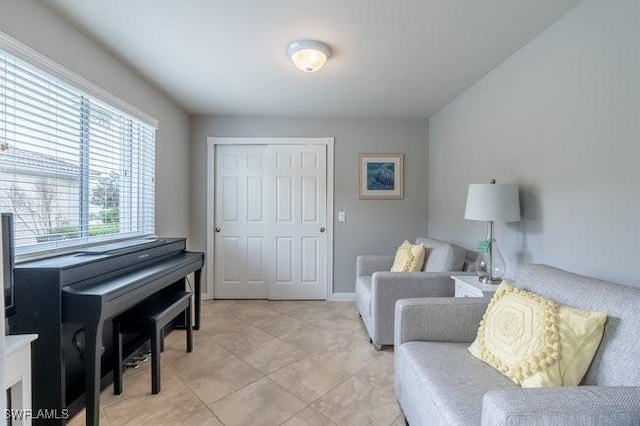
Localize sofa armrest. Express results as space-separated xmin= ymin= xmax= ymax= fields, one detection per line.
xmin=369 ymin=271 xmax=456 ymax=345
xmin=372 ymin=271 xmax=455 ymax=291
xmin=356 ymin=255 xmax=394 ymax=277
xmin=372 ymin=272 xmax=457 ymax=309
xmin=394 ymin=297 xmax=489 ymax=346
xmin=482 ymin=386 xmax=640 ymax=426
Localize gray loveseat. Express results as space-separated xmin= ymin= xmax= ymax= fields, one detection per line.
xmin=356 ymin=237 xmax=474 ymax=349
xmin=394 ymin=264 xmax=640 ymax=425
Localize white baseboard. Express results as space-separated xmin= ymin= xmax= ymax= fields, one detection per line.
xmin=330 ymin=292 xmax=356 ymax=302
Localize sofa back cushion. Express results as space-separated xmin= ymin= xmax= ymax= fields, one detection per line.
xmin=517 ymin=264 xmax=640 ymax=386
xmin=469 ymin=281 xmax=607 ymax=388
xmin=462 ymin=251 xmax=477 ymax=272
xmin=415 ymin=238 xmax=465 ymax=272
xmin=391 ymin=240 xmax=427 ymax=272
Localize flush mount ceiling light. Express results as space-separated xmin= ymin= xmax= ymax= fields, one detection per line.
xmin=287 ymin=40 xmax=331 ymax=73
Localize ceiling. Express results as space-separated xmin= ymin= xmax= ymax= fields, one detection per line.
xmin=44 ymin=0 xmax=582 ymax=118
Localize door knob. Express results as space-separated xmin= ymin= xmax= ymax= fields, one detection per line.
xmin=320 ymin=227 xmax=325 ymax=233
xmin=215 ymin=227 xmax=221 ymax=232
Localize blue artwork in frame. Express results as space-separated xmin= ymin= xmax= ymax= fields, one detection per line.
xmin=366 ymin=162 xmax=395 ymax=190
xmin=359 ymin=153 xmax=403 ymax=199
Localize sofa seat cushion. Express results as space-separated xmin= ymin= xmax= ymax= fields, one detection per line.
xmin=396 ymin=341 xmax=517 ymax=425
xmin=355 ymin=275 xmax=374 ymax=340
xmin=355 ymin=275 xmax=372 ymax=318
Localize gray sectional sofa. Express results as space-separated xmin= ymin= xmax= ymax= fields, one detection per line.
xmin=355 ymin=238 xmax=474 ymax=349
xmin=395 ymin=264 xmax=640 ymax=425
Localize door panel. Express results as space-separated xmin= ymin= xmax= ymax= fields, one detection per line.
xmin=301 ymin=151 xmax=318 ymax=169
xmin=246 ymin=236 xmax=264 ymax=282
xmin=215 ymin=146 xmax=268 ymax=298
xmin=214 ymin=143 xmax=326 ymax=300
xmin=268 ymin=145 xmax=327 ymax=299
xmin=301 ymin=237 xmax=318 ymax=283
xmin=301 ymin=177 xmax=318 ymax=222
xmin=222 ymin=177 xmax=239 ymax=221
xmin=221 ymin=237 xmax=241 ymax=282
xmin=247 ymin=177 xmax=264 ymax=222
xmin=276 ymin=237 xmax=294 ymax=284
xmin=276 ymin=177 xmax=293 ymax=222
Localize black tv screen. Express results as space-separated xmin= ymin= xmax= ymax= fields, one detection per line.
xmin=3 ymin=213 xmax=15 ymax=317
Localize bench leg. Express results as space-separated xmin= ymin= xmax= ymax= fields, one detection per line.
xmin=186 ymin=302 xmax=193 ymax=353
xmin=113 ymin=321 xmax=123 ymax=395
xmin=151 ymin=326 xmax=162 ymax=394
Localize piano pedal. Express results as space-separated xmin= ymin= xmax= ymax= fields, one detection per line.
xmin=132 ymin=353 xmax=151 ymax=363
xmin=123 ymin=350 xmax=151 ymax=370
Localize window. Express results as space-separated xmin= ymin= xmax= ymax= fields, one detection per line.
xmin=0 ymin=46 xmax=156 ymax=256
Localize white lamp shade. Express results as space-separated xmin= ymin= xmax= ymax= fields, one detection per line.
xmin=288 ymin=40 xmax=331 ymax=73
xmin=465 ymin=183 xmax=521 ymax=222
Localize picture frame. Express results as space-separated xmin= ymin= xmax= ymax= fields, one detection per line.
xmin=358 ymin=153 xmax=404 ymax=199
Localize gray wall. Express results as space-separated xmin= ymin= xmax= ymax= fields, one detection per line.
xmin=428 ymin=0 xmax=640 ymax=288
xmin=190 ymin=116 xmax=429 ymax=294
xmin=0 ymin=0 xmax=191 ymax=238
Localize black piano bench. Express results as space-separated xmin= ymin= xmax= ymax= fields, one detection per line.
xmin=112 ymin=290 xmax=193 ymax=395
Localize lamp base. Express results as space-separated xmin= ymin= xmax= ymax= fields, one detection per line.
xmin=478 ymin=276 xmax=502 ymax=285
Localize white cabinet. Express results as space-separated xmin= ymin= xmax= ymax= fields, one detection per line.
xmin=452 ymin=275 xmax=497 ymax=298
xmin=5 ymin=334 xmax=38 ymax=426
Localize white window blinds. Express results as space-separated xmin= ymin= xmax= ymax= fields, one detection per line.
xmin=0 ymin=47 xmax=156 ymax=255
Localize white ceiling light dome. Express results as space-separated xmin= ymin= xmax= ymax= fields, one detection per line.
xmin=287 ymin=40 xmax=331 ymax=73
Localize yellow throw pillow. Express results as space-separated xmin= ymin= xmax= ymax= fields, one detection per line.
xmin=469 ymin=281 xmax=606 ymax=387
xmin=390 ymin=240 xmax=426 ymax=272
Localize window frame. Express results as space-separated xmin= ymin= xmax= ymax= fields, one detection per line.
xmin=0 ymin=31 xmax=158 ymax=260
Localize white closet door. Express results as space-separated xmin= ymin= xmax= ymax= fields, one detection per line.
xmin=214 ymin=146 xmax=268 ymax=298
xmin=267 ymin=145 xmax=327 ymax=300
xmin=214 ymin=143 xmax=327 ymax=300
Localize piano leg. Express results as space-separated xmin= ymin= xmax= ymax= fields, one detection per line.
xmin=186 ymin=301 xmax=193 ymax=352
xmin=84 ymin=320 xmax=104 ymax=426
xmin=112 ymin=321 xmax=123 ymax=395
xmin=151 ymin=326 xmax=162 ymax=394
xmin=194 ymin=268 xmax=202 ymax=330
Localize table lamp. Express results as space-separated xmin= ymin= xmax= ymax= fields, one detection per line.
xmin=464 ymin=179 xmax=520 ymax=284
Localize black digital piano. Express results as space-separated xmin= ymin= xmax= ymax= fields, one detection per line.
xmin=8 ymin=237 xmax=204 ymax=426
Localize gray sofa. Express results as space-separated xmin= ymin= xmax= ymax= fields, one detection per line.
xmin=394 ymin=264 xmax=640 ymax=425
xmin=355 ymin=237 xmax=474 ymax=349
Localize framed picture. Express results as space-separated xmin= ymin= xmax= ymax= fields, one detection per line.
xmin=359 ymin=153 xmax=404 ymax=199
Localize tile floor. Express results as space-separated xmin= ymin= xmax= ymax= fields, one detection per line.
xmin=69 ymin=300 xmax=405 ymax=426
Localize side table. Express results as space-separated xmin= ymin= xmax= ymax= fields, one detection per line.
xmin=452 ymin=275 xmax=497 ymax=298
xmin=5 ymin=334 xmax=38 ymax=426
